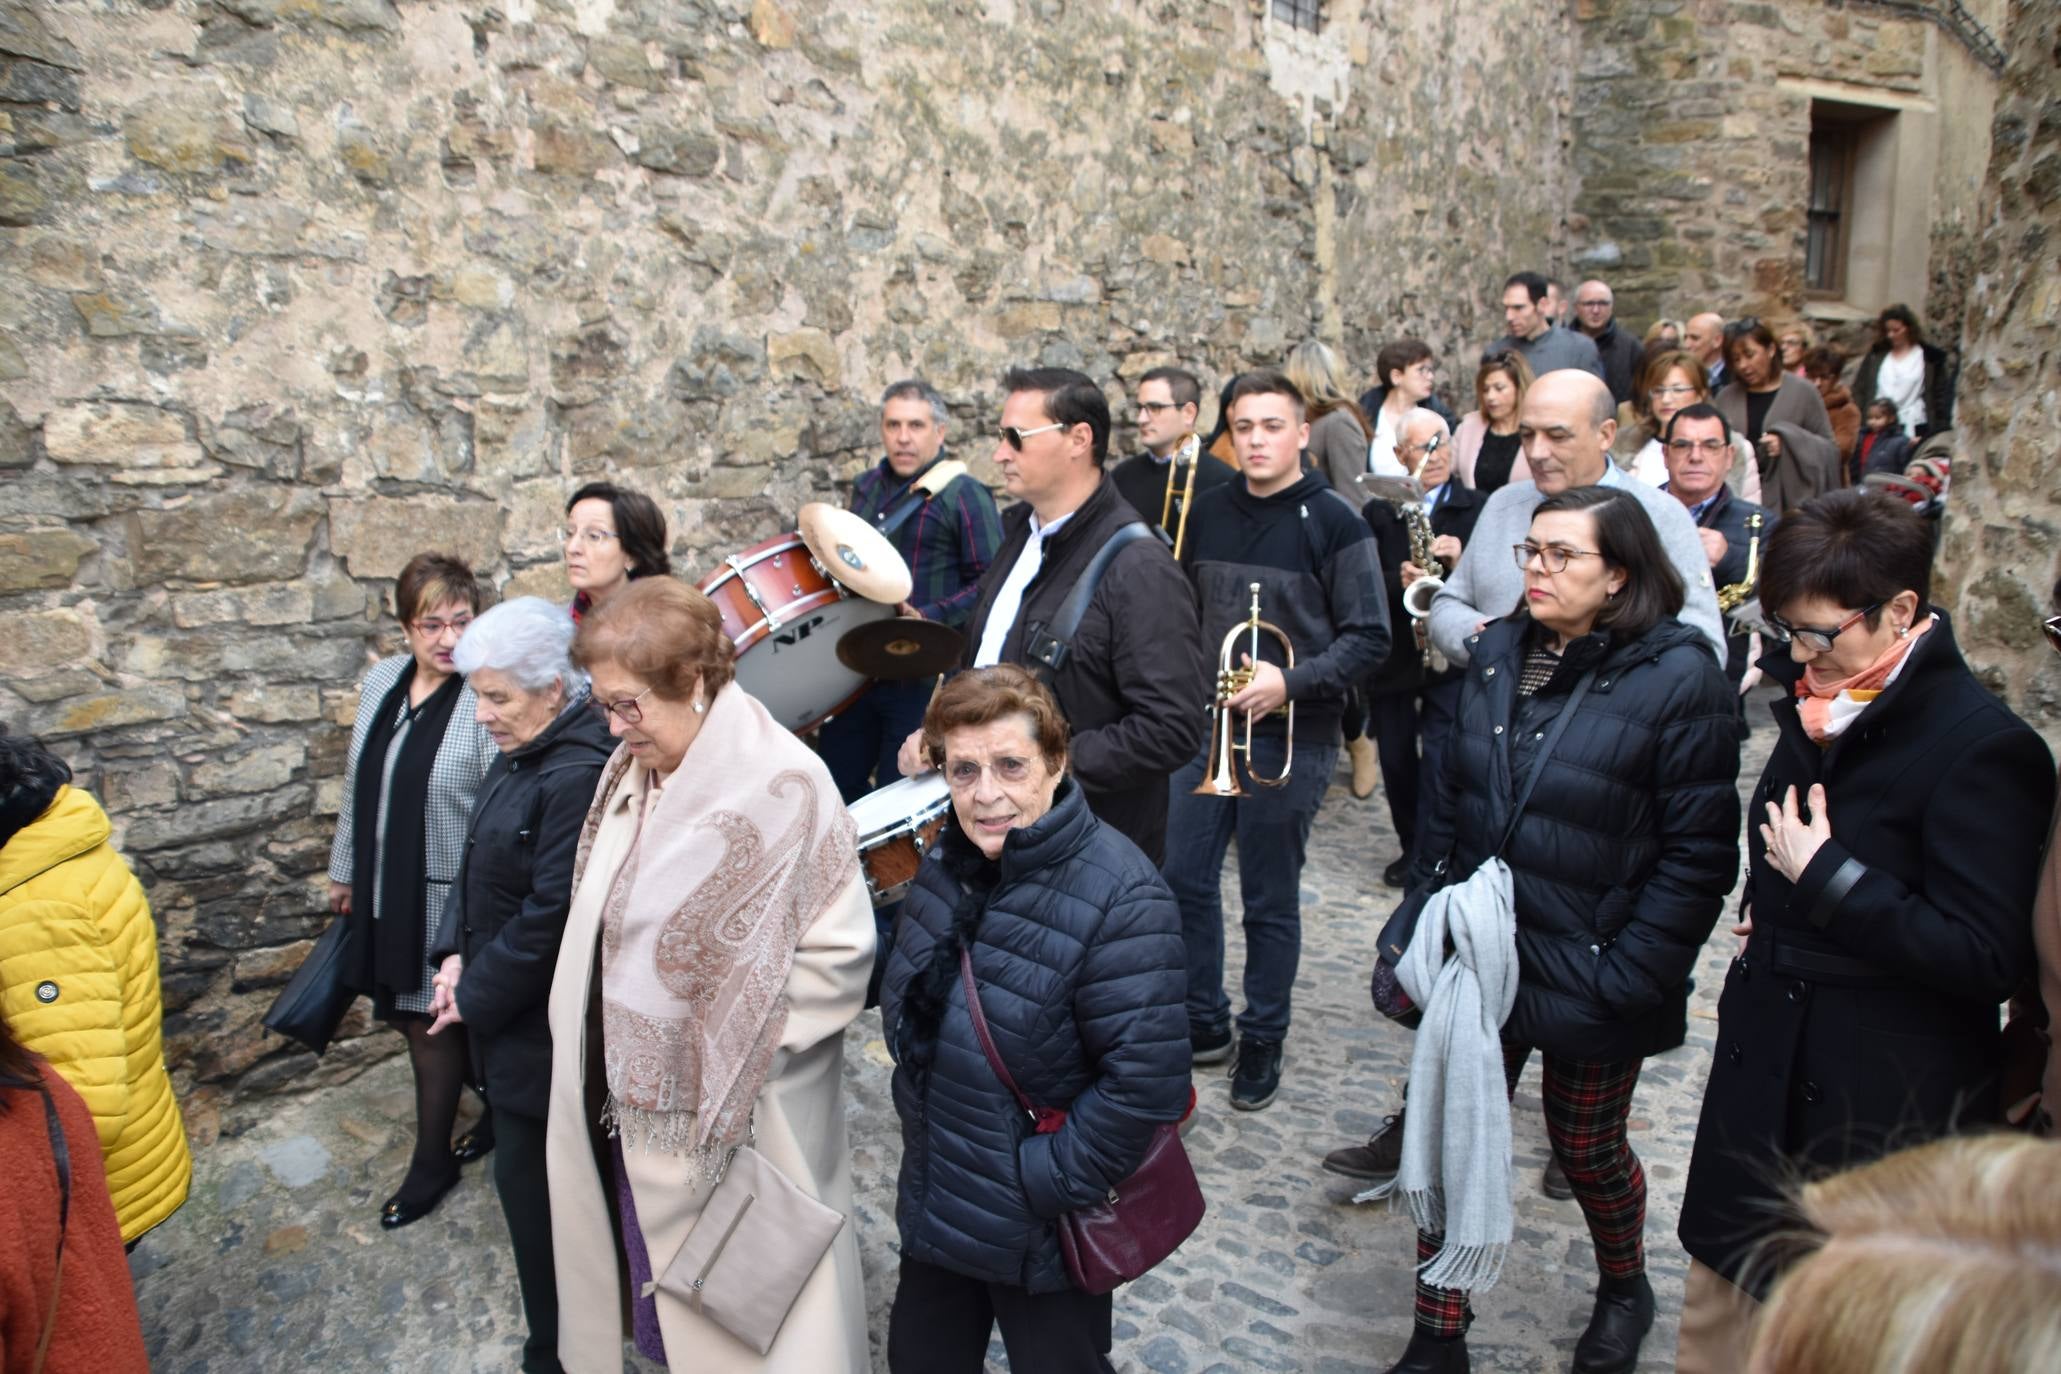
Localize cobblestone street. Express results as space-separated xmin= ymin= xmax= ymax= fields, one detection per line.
xmin=133 ymin=712 xmax=1771 ymax=1374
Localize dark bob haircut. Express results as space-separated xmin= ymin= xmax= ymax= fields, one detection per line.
xmin=1756 ymin=488 xmax=1932 ymax=629
xmin=566 ymin=481 xmax=672 ymax=581
xmin=1721 ymin=318 xmax=1779 ymax=371
xmin=1002 ymin=367 xmax=1111 ymax=466
xmin=1524 ymin=486 xmax=1684 ymax=641
xmin=1226 ymin=368 xmax=1306 ymax=421
xmin=1376 ymin=339 xmax=1435 ymax=391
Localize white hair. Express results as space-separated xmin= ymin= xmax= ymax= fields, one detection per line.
xmin=1403 ymin=406 xmax=1451 ymax=442
xmin=452 ymin=597 xmax=582 ymax=697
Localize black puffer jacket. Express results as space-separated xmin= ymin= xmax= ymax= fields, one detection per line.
xmin=880 ymin=779 xmax=1191 ymax=1293
xmin=1407 ymin=614 xmax=1743 ymax=1062
xmin=430 ymin=699 xmax=613 ymax=1119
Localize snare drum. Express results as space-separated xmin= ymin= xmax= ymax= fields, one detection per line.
xmin=847 ymin=772 xmax=953 ymax=906
xmin=698 ymin=533 xmax=893 ymax=734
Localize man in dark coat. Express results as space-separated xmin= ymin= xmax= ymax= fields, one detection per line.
xmin=1675 ymin=495 xmax=2054 ymax=1371
xmin=1571 ymin=279 xmax=1644 ymax=406
xmin=901 ymin=367 xmax=1206 ymax=864
xmin=1110 ymin=365 xmax=1235 ymax=553
xmin=1660 ymin=404 xmax=1767 ymax=725
xmin=1164 ymin=369 xmax=1390 ymax=1112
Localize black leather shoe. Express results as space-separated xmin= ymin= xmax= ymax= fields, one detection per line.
xmin=1382 ymin=856 xmax=1410 ymax=889
xmin=1571 ymin=1272 xmax=1654 ymax=1373
xmin=379 ymin=1169 xmax=459 ymax=1230
xmin=1383 ymin=1329 xmax=1469 ymax=1373
xmin=1542 ymin=1154 xmax=1574 ymax=1200
xmin=450 ymin=1126 xmax=496 ymax=1164
xmin=1322 ymin=1108 xmax=1406 ymax=1181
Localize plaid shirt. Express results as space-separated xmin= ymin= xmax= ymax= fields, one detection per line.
xmin=849 ymin=450 xmax=1003 ymax=627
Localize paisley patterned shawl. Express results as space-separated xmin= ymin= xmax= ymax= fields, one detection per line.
xmin=569 ymin=682 xmax=859 ymax=1164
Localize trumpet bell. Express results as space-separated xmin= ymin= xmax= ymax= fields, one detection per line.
xmin=1402 ymin=575 xmax=1443 ymax=620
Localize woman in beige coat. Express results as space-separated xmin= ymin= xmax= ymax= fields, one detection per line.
xmin=545 ymin=578 xmax=875 ymax=1374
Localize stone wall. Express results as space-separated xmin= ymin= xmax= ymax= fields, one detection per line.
xmin=0 ymin=0 xmax=1576 ymax=1117
xmin=1567 ymin=0 xmax=1999 ymax=341
xmin=1934 ymin=0 xmax=2061 ymax=729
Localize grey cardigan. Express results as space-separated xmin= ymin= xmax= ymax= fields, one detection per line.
xmin=1425 ymin=464 xmax=1726 ymax=669
xmin=1715 ymin=375 xmax=1840 ymax=515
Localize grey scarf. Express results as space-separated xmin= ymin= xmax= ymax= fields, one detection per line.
xmin=1359 ymin=856 xmax=1520 ymax=1291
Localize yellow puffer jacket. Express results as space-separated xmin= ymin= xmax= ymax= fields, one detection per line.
xmin=0 ymin=785 xmax=191 ymax=1242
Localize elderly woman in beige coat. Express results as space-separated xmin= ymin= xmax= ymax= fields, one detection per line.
xmin=545 ymin=578 xmax=875 ymax=1374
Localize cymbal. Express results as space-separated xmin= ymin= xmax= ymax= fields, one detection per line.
xmin=798 ymin=502 xmax=914 ymax=605
xmin=836 ymin=617 xmax=962 ymax=681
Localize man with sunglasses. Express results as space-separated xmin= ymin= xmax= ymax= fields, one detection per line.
xmin=898 ymin=367 xmax=1206 ymax=865
xmin=1111 ymin=366 xmax=1234 ymax=550
xmin=1662 ymin=403 xmax=1768 ymax=729
xmin=1162 ymin=369 xmax=1390 ymax=1111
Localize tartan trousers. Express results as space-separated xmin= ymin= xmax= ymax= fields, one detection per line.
xmin=1414 ymin=1042 xmax=1647 ymax=1338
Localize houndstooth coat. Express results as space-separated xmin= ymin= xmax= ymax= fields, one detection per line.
xmin=327 ymin=653 xmax=495 ymax=1013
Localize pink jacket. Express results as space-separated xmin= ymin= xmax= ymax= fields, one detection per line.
xmin=1452 ymin=411 xmax=1529 ymax=489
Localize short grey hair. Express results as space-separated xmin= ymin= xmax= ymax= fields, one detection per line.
xmin=1403 ymin=406 xmax=1451 ymax=444
xmin=880 ymin=378 xmax=948 ymax=426
xmin=452 ymin=597 xmax=583 ymax=697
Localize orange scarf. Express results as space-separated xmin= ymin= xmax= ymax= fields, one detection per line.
xmin=1795 ymin=615 xmax=1933 ymax=742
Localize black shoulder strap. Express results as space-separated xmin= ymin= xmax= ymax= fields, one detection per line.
xmin=875 ymin=479 xmax=941 ymax=540
xmin=1024 ymin=522 xmax=1155 ymax=683
xmin=1494 ymin=668 xmax=1597 ymax=858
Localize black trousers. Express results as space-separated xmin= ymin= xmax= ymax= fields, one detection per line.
xmin=887 ymin=1256 xmax=1115 ymax=1374
xmin=1368 ymin=688 xmax=1421 ymax=856
xmin=493 ymin=1109 xmax=563 ymax=1374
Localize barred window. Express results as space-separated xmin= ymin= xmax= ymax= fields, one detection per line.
xmin=1272 ymin=0 xmax=1322 ymax=33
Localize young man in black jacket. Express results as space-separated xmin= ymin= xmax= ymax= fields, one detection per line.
xmin=1164 ymin=369 xmax=1391 ymax=1110
xmin=897 ymin=367 xmax=1206 ymax=864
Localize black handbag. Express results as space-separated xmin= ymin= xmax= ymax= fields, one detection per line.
xmin=1369 ymin=668 xmax=1598 ymax=1024
xmin=262 ymin=914 xmax=364 ymax=1055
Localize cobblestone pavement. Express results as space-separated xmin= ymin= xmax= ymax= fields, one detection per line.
xmin=134 ymin=706 xmax=1775 ymax=1373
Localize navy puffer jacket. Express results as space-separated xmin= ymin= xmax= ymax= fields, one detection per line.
xmin=880 ymin=778 xmax=1191 ymax=1293
xmin=1407 ymin=614 xmax=1743 ymax=1062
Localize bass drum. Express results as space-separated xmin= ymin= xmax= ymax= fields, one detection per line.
xmin=698 ymin=533 xmax=893 ymax=734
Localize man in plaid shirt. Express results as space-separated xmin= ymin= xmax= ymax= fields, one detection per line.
xmin=818 ymin=379 xmax=1003 ymax=804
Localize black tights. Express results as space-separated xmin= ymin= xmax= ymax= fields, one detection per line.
xmin=393 ymin=1017 xmax=470 ymax=1201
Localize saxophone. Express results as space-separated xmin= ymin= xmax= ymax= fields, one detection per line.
xmin=1355 ymin=474 xmax=1448 ymax=673
xmin=1716 ymin=512 xmax=1763 ymax=614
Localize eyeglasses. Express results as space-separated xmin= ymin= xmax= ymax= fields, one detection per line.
xmin=2044 ymin=614 xmax=2061 ymax=656
xmin=562 ymin=526 xmax=619 ymax=547
xmin=1396 ymin=434 xmax=1446 ymax=460
xmin=588 ymin=686 xmax=655 ymax=726
xmin=1136 ymin=401 xmax=1182 ymax=416
xmin=1512 ymin=543 xmax=1603 ymax=574
xmin=1000 ymin=422 xmax=1065 ymax=451
xmin=1575 ymin=299 xmax=1612 ymax=310
xmin=945 ymin=756 xmax=1036 ymax=788
xmin=1648 ymin=384 xmax=1699 ymax=400
xmin=1665 ymin=438 xmax=1730 ymax=457
xmin=410 ymin=615 xmax=475 ymax=639
xmin=1763 ymin=603 xmax=1883 ymax=653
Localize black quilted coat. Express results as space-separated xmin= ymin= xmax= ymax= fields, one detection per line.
xmin=880 ymin=779 xmax=1191 ymax=1294
xmin=1406 ymin=614 xmax=1744 ymax=1063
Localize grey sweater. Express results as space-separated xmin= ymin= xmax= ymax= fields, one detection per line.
xmin=1479 ymin=325 xmax=1605 ymax=381
xmin=1426 ymin=464 xmax=1726 ymax=668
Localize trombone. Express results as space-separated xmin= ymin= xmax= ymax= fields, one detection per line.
xmin=1196 ymin=582 xmax=1296 ymax=797
xmin=1158 ymin=434 xmax=1202 ymax=560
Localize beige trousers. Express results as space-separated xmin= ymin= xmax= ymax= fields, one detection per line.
xmin=1674 ymin=1259 xmax=1760 ymax=1373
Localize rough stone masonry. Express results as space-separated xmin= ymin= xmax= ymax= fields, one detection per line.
xmin=0 ymin=0 xmax=1578 ymax=1118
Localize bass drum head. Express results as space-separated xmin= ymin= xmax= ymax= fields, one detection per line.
xmin=731 ymin=594 xmax=893 ymax=734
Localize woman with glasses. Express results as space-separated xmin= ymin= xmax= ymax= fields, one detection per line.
xmin=880 ymin=666 xmax=1190 ymax=1373
xmin=1381 ymin=487 xmax=1741 ymax=1374
xmin=1452 ymin=350 xmax=1533 ymax=496
xmin=1715 ymin=320 xmax=1839 ymax=515
xmin=425 ymin=597 xmax=613 ymax=1374
xmin=1675 ymin=490 xmax=2055 ymax=1373
xmin=1622 ymin=349 xmax=1760 ymax=501
xmin=546 ymin=577 xmax=875 ymax=1373
xmin=326 ymin=551 xmax=497 ymax=1228
xmin=563 ymin=480 xmax=672 ymax=620
xmin=1775 ymin=320 xmax=1815 ymax=377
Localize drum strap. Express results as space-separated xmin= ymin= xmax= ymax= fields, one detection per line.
xmin=1024 ymin=522 xmax=1154 ymax=682
xmin=875 ymin=460 xmax=970 ymax=539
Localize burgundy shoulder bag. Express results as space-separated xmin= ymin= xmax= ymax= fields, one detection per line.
xmin=957 ymin=948 xmax=1205 ymax=1294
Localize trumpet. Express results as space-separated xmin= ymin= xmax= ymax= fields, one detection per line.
xmin=1356 ymin=474 xmax=1448 ymax=672
xmin=1196 ymin=582 xmax=1296 ymax=797
xmin=1158 ymin=433 xmax=1202 ymax=560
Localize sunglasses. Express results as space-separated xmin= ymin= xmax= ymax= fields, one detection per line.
xmin=1000 ymin=422 xmax=1065 ymax=451
xmin=2044 ymin=613 xmax=2061 ymax=657
xmin=1763 ymin=603 xmax=1882 ymax=653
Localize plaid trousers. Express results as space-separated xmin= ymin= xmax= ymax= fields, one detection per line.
xmin=1414 ymin=1043 xmax=1647 ymax=1338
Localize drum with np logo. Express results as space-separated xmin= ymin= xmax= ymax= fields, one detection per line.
xmin=846 ymin=772 xmax=952 ymax=906
xmin=698 ymin=533 xmax=891 ymax=734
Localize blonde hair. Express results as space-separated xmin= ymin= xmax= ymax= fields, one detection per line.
xmin=1285 ymin=339 xmax=1371 ymax=438
xmin=1643 ymin=318 xmax=1685 ymax=348
xmin=1748 ymin=1135 xmax=2061 ymax=1374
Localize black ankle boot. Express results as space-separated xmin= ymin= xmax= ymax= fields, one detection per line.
xmin=1384 ymin=1329 xmax=1469 ymax=1374
xmin=1572 ymin=1272 xmax=1654 ymax=1373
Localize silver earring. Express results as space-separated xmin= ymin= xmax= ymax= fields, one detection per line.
xmin=1897 ymin=625 xmax=1908 ymax=638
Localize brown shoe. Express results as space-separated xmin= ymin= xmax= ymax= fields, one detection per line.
xmin=1322 ymin=1109 xmax=1405 ymax=1181
xmin=1348 ymin=735 xmax=1379 ymax=799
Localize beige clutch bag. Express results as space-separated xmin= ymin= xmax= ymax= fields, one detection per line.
xmin=648 ymin=1144 xmax=845 ymax=1355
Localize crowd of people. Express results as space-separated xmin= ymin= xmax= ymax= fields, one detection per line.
xmin=2 ymin=272 xmax=2058 ymax=1374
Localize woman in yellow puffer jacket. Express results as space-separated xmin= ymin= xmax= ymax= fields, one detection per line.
xmin=0 ymin=734 xmax=191 ymax=1243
